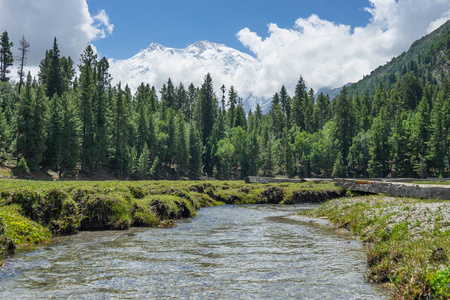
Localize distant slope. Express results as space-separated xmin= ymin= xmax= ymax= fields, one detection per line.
xmin=345 ymin=20 xmax=450 ymax=97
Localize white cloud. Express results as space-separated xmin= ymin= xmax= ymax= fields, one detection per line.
xmin=0 ymin=0 xmax=113 ymax=80
xmin=237 ymin=0 xmax=450 ymax=97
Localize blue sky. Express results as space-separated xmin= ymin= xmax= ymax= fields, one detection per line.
xmin=1 ymin=0 xmax=449 ymax=98
xmin=88 ymin=0 xmax=372 ymax=59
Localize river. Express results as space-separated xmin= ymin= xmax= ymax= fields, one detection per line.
xmin=0 ymin=205 xmax=386 ymax=299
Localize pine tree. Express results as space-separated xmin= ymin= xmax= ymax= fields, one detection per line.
xmin=94 ymin=57 xmax=111 ymax=167
xmin=270 ymin=93 xmax=284 ymax=138
xmin=333 ymin=87 xmax=355 ymax=166
xmin=368 ymin=107 xmax=391 ymax=178
xmin=187 ymin=83 xmax=198 ymax=120
xmin=175 ymin=112 xmax=188 ymax=177
xmin=231 ymin=126 xmax=248 ymax=177
xmin=0 ymin=31 xmax=14 ymax=82
xmin=30 ymin=86 xmax=47 ymax=169
xmin=313 ymin=92 xmax=330 ymax=131
xmin=0 ymin=106 xmax=10 ymax=154
xmin=360 ymin=92 xmax=372 ymax=131
xmin=16 ymin=73 xmax=34 ymax=162
xmin=411 ymin=83 xmax=432 ymax=177
xmin=175 ymin=82 xmax=187 ymax=113
xmin=43 ymin=94 xmax=64 ymax=170
xmin=428 ymin=88 xmax=448 ymax=174
xmin=283 ymin=129 xmax=295 ymax=177
xmin=136 ymin=100 xmax=149 ymax=154
xmin=391 ymin=114 xmax=413 ymax=177
xmin=166 ymin=109 xmax=176 ymax=168
xmin=227 ymin=86 xmax=237 ymax=128
xmin=234 ymin=97 xmax=246 ymax=129
xmin=304 ymin=88 xmax=315 ymax=133
xmin=163 ymin=78 xmax=175 ymax=108
xmin=79 ymin=45 xmax=97 ymax=173
xmin=16 ymin=73 xmax=46 ymax=169
xmin=247 ymin=129 xmax=259 ymax=176
xmin=137 ymin=143 xmax=150 ymax=177
xmin=194 ymin=73 xmax=216 ymax=175
xmin=262 ymin=139 xmax=274 ymax=176
xmin=60 ymin=91 xmax=81 ymax=177
xmin=332 ymin=151 xmax=347 ymax=178
xmin=372 ymin=83 xmax=387 ymax=117
xmin=292 ymin=76 xmax=307 ymax=130
xmin=112 ymin=84 xmax=131 ymax=174
xmin=46 ymin=37 xmax=63 ymax=98
xmin=188 ymin=125 xmax=203 ymax=178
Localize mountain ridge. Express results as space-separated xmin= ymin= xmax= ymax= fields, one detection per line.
xmin=109 ymin=40 xmax=266 ymax=111
xmin=343 ymin=19 xmax=450 ymax=97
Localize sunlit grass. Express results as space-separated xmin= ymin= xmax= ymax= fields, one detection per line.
xmin=305 ymin=195 xmax=450 ymax=299
xmin=0 ymin=179 xmax=342 ymax=257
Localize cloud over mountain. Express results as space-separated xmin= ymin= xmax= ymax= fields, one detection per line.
xmin=237 ymin=0 xmax=450 ymax=97
xmin=108 ymin=41 xmax=261 ymax=103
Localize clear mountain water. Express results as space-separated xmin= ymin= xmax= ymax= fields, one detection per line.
xmin=0 ymin=205 xmax=386 ymax=299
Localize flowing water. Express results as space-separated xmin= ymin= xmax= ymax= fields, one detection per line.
xmin=0 ymin=205 xmax=386 ymax=299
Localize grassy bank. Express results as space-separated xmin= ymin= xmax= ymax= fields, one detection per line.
xmin=0 ymin=179 xmax=342 ymax=262
xmin=305 ymin=195 xmax=450 ymax=299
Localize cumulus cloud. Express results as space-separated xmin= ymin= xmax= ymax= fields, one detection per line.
xmin=0 ymin=0 xmax=113 ymax=79
xmin=237 ymin=0 xmax=450 ymax=97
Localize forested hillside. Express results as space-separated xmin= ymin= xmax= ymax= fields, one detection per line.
xmin=0 ymin=20 xmax=449 ymax=179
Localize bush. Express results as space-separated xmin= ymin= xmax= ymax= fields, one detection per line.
xmin=16 ymin=157 xmax=29 ymax=174
xmin=428 ymin=267 xmax=450 ymax=299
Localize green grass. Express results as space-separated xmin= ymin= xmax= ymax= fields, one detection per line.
xmin=304 ymin=195 xmax=450 ymax=299
xmin=0 ymin=179 xmax=341 ymax=258
xmin=0 ymin=167 xmax=12 ymax=178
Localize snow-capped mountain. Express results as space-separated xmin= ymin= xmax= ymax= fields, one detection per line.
xmin=108 ymin=41 xmax=268 ymax=111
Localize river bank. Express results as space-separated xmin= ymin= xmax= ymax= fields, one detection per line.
xmin=304 ymin=195 xmax=450 ymax=299
xmin=0 ymin=179 xmax=343 ymax=264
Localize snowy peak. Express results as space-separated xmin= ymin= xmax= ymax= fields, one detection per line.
xmin=145 ymin=43 xmax=166 ymax=52
xmin=187 ymin=41 xmax=225 ymax=53
xmin=109 ymin=40 xmax=267 ymax=111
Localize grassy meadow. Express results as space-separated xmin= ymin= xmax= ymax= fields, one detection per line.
xmin=0 ymin=179 xmax=342 ymax=262
xmin=305 ymin=195 xmax=450 ymax=299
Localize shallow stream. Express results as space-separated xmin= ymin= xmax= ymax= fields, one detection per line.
xmin=0 ymin=205 xmax=386 ymax=299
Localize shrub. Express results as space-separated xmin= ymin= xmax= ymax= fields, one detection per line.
xmin=16 ymin=157 xmax=29 ymax=174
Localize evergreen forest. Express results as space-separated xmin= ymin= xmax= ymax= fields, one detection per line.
xmin=0 ymin=21 xmax=449 ymax=180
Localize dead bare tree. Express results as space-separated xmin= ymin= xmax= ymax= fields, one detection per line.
xmin=17 ymin=35 xmax=30 ymax=94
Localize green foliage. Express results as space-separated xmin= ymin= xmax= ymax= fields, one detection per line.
xmin=215 ymin=138 xmax=234 ymax=179
xmin=0 ymin=31 xmax=14 ymax=82
xmin=0 ymin=179 xmax=340 ymax=257
xmin=428 ymin=267 xmax=450 ymax=299
xmin=0 ymin=204 xmax=51 ymax=246
xmin=0 ymin=24 xmax=449 ymax=179
xmin=332 ymin=152 xmax=347 ymax=178
xmin=16 ymin=157 xmax=29 ymax=174
xmin=137 ymin=143 xmax=150 ymax=177
xmin=368 ymin=107 xmax=391 ymax=177
xmin=306 ymin=194 xmax=450 ymax=299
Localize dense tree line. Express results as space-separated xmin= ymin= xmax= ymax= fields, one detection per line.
xmin=0 ymin=29 xmax=449 ymax=179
